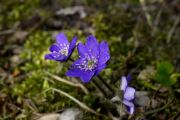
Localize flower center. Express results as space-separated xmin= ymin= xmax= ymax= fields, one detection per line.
xmin=76 ymin=55 xmax=98 ymax=71
xmin=59 ymin=43 xmax=69 ymax=56
xmin=87 ymin=60 xmax=96 ymax=70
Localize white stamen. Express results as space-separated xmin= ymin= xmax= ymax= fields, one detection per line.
xmin=75 ymin=55 xmax=98 ymax=71
xmin=59 ymin=43 xmax=69 ymax=56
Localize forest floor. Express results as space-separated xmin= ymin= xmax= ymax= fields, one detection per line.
xmin=0 ymin=0 xmax=180 ymax=120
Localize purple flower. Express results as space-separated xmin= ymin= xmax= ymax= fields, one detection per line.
xmin=45 ymin=32 xmax=77 ymax=61
xmin=66 ymin=35 xmax=110 ymax=83
xmin=120 ymin=76 xmax=135 ymax=114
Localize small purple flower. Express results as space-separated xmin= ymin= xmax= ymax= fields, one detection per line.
xmin=66 ymin=35 xmax=110 ymax=83
xmin=120 ymin=76 xmax=135 ymax=114
xmin=45 ymin=32 xmax=77 ymax=61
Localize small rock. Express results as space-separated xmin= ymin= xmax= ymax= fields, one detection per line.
xmin=56 ymin=6 xmax=86 ymax=19
xmin=176 ymin=115 xmax=180 ymax=120
xmin=59 ymin=108 xmax=83 ymax=120
xmin=159 ymin=87 xmax=168 ymax=93
xmin=10 ymin=55 xmax=22 ymax=67
xmin=37 ymin=108 xmax=83 ymax=120
xmin=138 ymin=66 xmax=155 ymax=80
xmin=111 ymin=96 xmax=121 ymax=103
xmin=13 ymin=31 xmax=28 ymax=40
xmin=135 ymin=91 xmax=148 ymax=96
xmin=151 ymin=99 xmax=158 ymax=108
xmin=13 ymin=46 xmax=22 ymax=54
xmin=135 ymin=91 xmax=150 ymax=107
xmin=38 ymin=113 xmax=60 ymax=120
xmin=175 ymin=89 xmax=180 ymax=93
xmin=10 ymin=55 xmax=20 ymax=64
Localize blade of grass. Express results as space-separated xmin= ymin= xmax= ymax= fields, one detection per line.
xmin=45 ymin=71 xmax=89 ymax=94
xmin=44 ymin=88 xmax=103 ymax=116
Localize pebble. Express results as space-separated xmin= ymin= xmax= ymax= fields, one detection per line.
xmin=135 ymin=91 xmax=150 ymax=107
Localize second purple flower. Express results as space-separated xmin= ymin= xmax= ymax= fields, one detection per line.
xmin=120 ymin=76 xmax=136 ymax=114
xmin=45 ymin=32 xmax=77 ymax=62
xmin=66 ymin=35 xmax=110 ymax=83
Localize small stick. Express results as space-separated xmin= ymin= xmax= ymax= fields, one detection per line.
xmin=45 ymin=71 xmax=89 ymax=94
xmin=0 ymin=30 xmax=14 ymax=36
xmin=44 ymin=88 xmax=103 ymax=116
xmin=144 ymin=98 xmax=173 ymax=116
xmin=152 ymin=5 xmax=163 ymax=35
xmin=139 ymin=0 xmax=153 ymax=29
xmin=166 ymin=16 xmax=180 ymax=43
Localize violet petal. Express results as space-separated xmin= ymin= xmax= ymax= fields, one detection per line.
xmin=98 ymin=41 xmax=110 ymax=66
xmin=123 ymin=99 xmax=134 ymax=114
xmin=49 ymin=44 xmax=60 ymax=52
xmin=80 ymin=70 xmax=95 ymax=83
xmin=124 ymin=87 xmax=135 ymax=101
xmin=77 ymin=43 xmax=88 ymax=58
xmin=94 ymin=64 xmax=107 ymax=76
xmin=85 ymin=35 xmax=99 ymax=56
xmin=68 ymin=36 xmax=77 ymax=56
xmin=120 ymin=76 xmax=128 ymax=91
xmin=56 ymin=32 xmax=69 ymax=45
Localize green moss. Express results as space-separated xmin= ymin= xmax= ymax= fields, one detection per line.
xmin=0 ymin=0 xmax=40 ymax=28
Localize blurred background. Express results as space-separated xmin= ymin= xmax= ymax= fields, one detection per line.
xmin=0 ymin=0 xmax=180 ymax=119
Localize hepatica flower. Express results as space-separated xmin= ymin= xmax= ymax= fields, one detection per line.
xmin=120 ymin=76 xmax=136 ymax=114
xmin=66 ymin=35 xmax=110 ymax=83
xmin=45 ymin=32 xmax=77 ymax=61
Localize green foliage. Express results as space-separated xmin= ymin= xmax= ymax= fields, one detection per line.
xmin=157 ymin=61 xmax=173 ymax=75
xmin=155 ymin=61 xmax=177 ymax=86
xmin=91 ymin=8 xmax=135 ymax=39
xmin=170 ymin=73 xmax=180 ymax=85
xmin=58 ymin=0 xmax=74 ymax=7
xmin=1 ymin=0 xmax=180 ymax=119
xmin=11 ymin=31 xmax=84 ymax=118
xmin=83 ymin=94 xmax=97 ymax=108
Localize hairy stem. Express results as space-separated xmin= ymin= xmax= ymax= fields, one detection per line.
xmin=92 ymin=78 xmax=107 ymax=97
xmin=97 ymin=75 xmax=114 ymax=96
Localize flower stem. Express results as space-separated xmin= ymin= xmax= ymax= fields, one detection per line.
xmin=92 ymin=78 xmax=107 ymax=97
xmin=69 ymin=57 xmax=75 ymax=62
xmin=97 ymin=75 xmax=114 ymax=97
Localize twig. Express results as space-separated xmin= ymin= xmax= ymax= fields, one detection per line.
xmin=166 ymin=16 xmax=180 ymax=43
xmin=139 ymin=0 xmax=153 ymax=29
xmin=144 ymin=98 xmax=173 ymax=116
xmin=152 ymin=5 xmax=163 ymax=35
xmin=0 ymin=30 xmax=14 ymax=36
xmin=45 ymin=71 xmax=89 ymax=94
xmin=44 ymin=88 xmax=102 ymax=116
